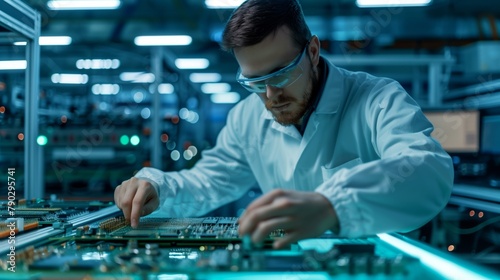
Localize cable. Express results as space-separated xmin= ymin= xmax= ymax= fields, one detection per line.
xmin=475 ymin=245 xmax=500 ymax=257
xmin=443 ymin=215 xmax=500 ymax=235
xmin=472 ymin=228 xmax=484 ymax=254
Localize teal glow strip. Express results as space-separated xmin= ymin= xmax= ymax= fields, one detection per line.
xmin=378 ymin=233 xmax=494 ymax=280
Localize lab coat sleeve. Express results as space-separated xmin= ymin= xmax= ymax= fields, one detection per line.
xmin=315 ymin=81 xmax=454 ymax=238
xmin=134 ymin=101 xmax=257 ymax=217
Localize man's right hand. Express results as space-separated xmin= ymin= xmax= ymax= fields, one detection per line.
xmin=114 ymin=177 xmax=159 ymax=228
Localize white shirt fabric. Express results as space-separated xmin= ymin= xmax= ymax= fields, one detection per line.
xmin=135 ymin=59 xmax=454 ymax=238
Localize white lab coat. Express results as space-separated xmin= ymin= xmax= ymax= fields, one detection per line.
xmin=135 ymin=59 xmax=454 ymax=238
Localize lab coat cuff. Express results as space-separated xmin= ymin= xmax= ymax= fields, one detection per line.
xmin=315 ymin=182 xmax=369 ymax=238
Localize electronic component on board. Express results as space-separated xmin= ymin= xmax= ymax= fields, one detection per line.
xmin=0 ymin=201 xmax=479 ymax=279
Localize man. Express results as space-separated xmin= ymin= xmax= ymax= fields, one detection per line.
xmin=115 ymin=0 xmax=453 ymax=249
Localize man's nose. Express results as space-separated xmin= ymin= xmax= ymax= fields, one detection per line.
xmin=266 ymin=85 xmax=283 ymax=100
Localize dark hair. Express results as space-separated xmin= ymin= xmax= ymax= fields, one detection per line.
xmin=221 ymin=0 xmax=311 ymax=54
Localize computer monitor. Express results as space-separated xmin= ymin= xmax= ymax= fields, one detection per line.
xmin=424 ymin=110 xmax=480 ymax=153
xmin=481 ymin=115 xmax=500 ymax=155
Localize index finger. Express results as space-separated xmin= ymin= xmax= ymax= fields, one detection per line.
xmin=129 ymin=181 xmax=151 ymax=228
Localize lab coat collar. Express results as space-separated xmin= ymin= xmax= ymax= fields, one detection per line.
xmin=261 ymin=108 xmax=273 ymax=120
xmin=315 ymin=58 xmax=342 ymax=115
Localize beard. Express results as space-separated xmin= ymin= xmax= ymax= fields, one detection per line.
xmin=265 ymin=66 xmax=320 ymax=126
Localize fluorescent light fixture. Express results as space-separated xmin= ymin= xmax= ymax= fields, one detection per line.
xmin=158 ymin=83 xmax=175 ymax=94
xmin=48 ymin=0 xmax=121 ymax=10
xmin=175 ymin=58 xmax=210 ymax=70
xmin=132 ymin=73 xmax=155 ymax=83
xmin=51 ymin=74 xmax=88 ymax=84
xmin=377 ymin=234 xmax=491 ymax=280
xmin=0 ymin=60 xmax=27 ymax=70
xmin=120 ymin=72 xmax=143 ymax=81
xmin=201 ymin=83 xmax=231 ymax=94
xmin=77 ymin=59 xmax=120 ymax=70
xmin=356 ymin=0 xmax=432 ymax=7
xmin=40 ymin=36 xmax=72 ymax=45
xmin=210 ymin=92 xmax=240 ymax=104
xmin=134 ymin=35 xmax=192 ymax=46
xmin=119 ymin=72 xmax=155 ymax=83
xmin=14 ymin=36 xmax=72 ymax=46
xmin=92 ymin=84 xmax=120 ymax=95
xmin=189 ymin=73 xmax=222 ymax=83
xmin=205 ymin=0 xmax=245 ymax=9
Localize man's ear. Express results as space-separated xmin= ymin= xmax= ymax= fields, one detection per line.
xmin=308 ymin=35 xmax=321 ymax=67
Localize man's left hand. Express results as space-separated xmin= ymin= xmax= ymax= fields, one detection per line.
xmin=238 ymin=189 xmax=339 ymax=249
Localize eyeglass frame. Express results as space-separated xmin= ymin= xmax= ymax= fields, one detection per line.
xmin=236 ymin=41 xmax=310 ymax=93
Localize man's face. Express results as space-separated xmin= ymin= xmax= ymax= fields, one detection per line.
xmin=234 ymin=26 xmax=319 ymax=126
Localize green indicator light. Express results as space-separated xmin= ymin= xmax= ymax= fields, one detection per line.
xmin=130 ymin=135 xmax=140 ymax=146
xmin=120 ymin=135 xmax=129 ymax=145
xmin=37 ymin=135 xmax=48 ymax=146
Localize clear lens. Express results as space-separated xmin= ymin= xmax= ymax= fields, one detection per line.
xmin=236 ymin=41 xmax=309 ymax=93
xmin=237 ymin=63 xmax=303 ymax=93
xmin=266 ymin=65 xmax=303 ymax=88
xmin=241 ymin=80 xmax=267 ymax=93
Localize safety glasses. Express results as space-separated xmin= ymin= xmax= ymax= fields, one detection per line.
xmin=236 ymin=43 xmax=309 ymax=93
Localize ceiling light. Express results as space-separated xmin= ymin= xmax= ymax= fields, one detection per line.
xmin=0 ymin=60 xmax=27 ymax=70
xmin=92 ymin=84 xmax=120 ymax=95
xmin=210 ymin=92 xmax=240 ymax=104
xmin=205 ymin=0 xmax=245 ymax=9
xmin=189 ymin=73 xmax=222 ymax=83
xmin=132 ymin=73 xmax=155 ymax=83
xmin=51 ymin=74 xmax=88 ymax=84
xmin=40 ymin=36 xmax=72 ymax=45
xmin=201 ymin=83 xmax=231 ymax=94
xmin=76 ymin=59 xmax=120 ymax=70
xmin=13 ymin=36 xmax=72 ymax=46
xmin=134 ymin=35 xmax=192 ymax=46
xmin=158 ymin=83 xmax=175 ymax=94
xmin=120 ymin=72 xmax=155 ymax=83
xmin=175 ymin=58 xmax=210 ymax=70
xmin=356 ymin=0 xmax=432 ymax=7
xmin=47 ymin=0 xmax=121 ymax=10
xmin=120 ymin=72 xmax=143 ymax=81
